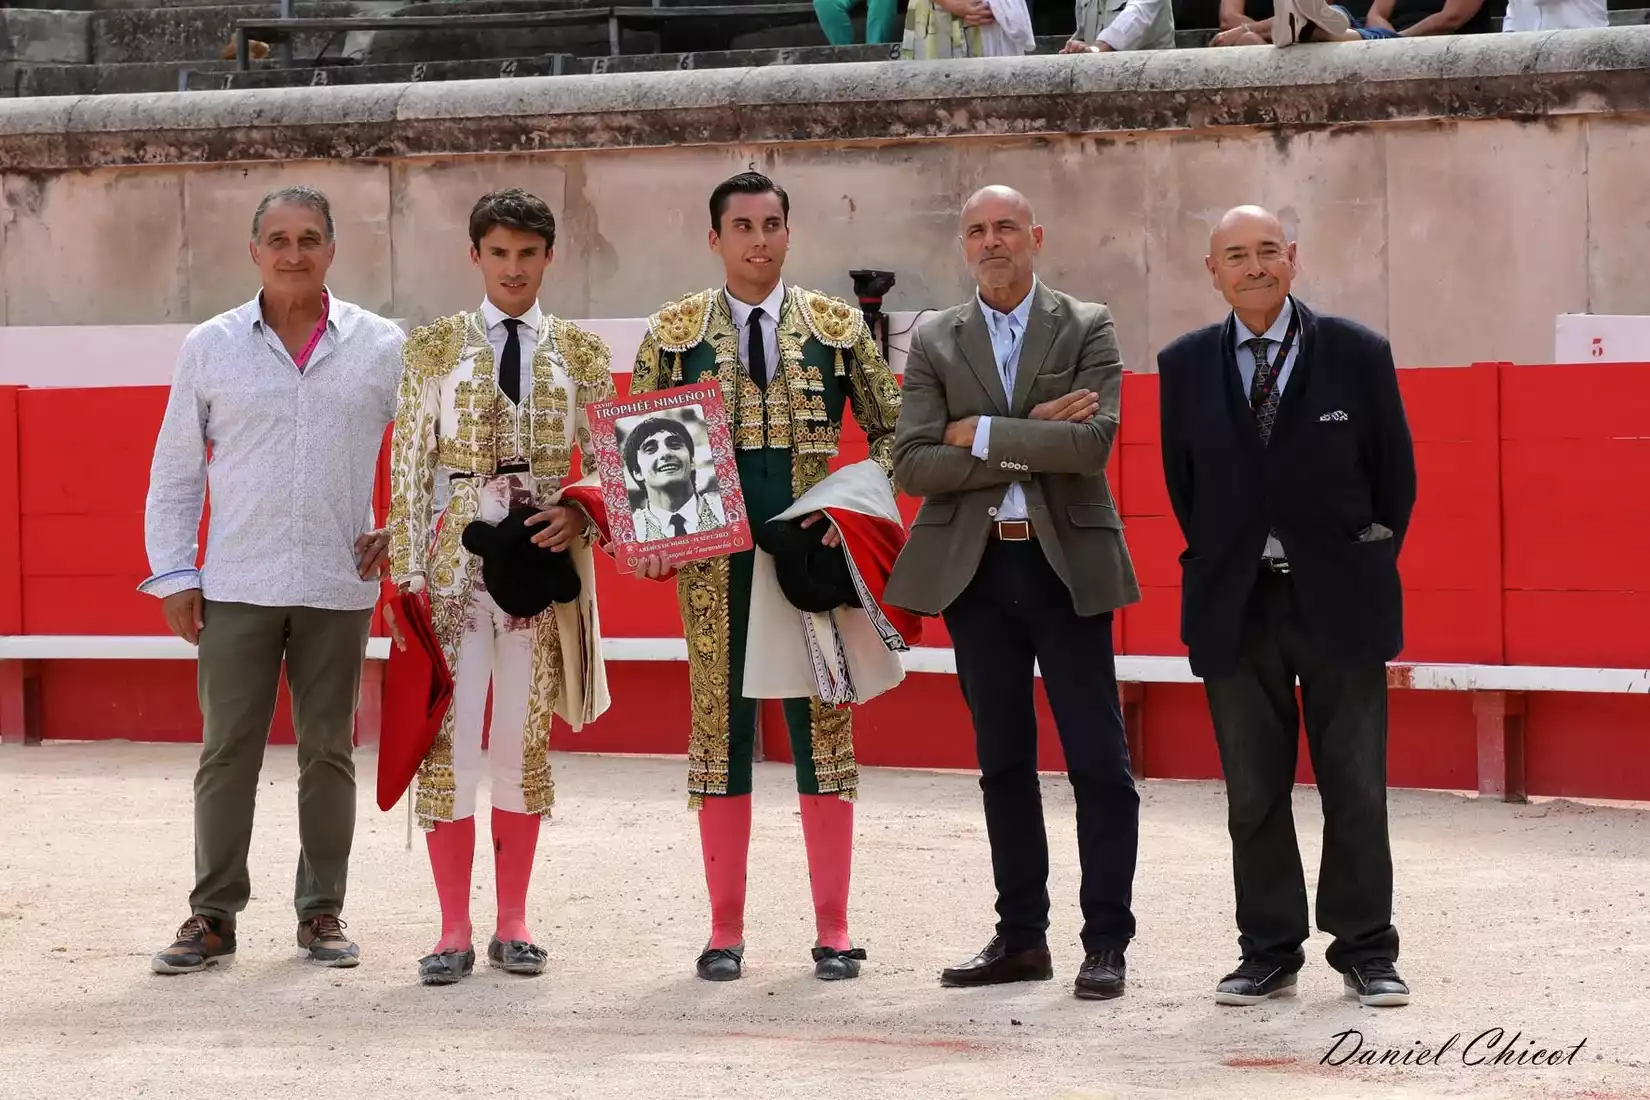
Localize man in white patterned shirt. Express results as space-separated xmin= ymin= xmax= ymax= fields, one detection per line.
xmin=142 ymin=186 xmax=405 ymax=975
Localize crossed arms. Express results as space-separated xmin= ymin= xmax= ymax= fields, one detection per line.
xmin=892 ymin=307 xmax=1124 ymax=495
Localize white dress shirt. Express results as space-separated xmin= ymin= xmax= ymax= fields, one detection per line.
xmin=1233 ymin=296 xmax=1299 ymax=561
xmin=725 ymin=282 xmax=785 ymax=384
xmin=480 ymin=296 xmax=543 ymax=393
xmin=140 ymin=291 xmax=405 ymax=610
xmin=634 ymin=492 xmax=728 ymax=541
xmin=969 ymin=279 xmax=1039 ymax=522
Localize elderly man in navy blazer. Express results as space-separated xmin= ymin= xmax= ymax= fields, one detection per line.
xmin=1156 ymin=206 xmax=1416 ymax=1009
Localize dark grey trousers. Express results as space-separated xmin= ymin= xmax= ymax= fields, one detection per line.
xmin=1203 ymin=570 xmax=1399 ymax=973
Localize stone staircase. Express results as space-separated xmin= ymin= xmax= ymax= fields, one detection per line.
xmin=5 ymin=0 xmax=1648 ymax=99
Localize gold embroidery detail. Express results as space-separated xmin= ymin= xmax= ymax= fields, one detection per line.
xmin=520 ymin=610 xmax=565 ymax=817
xmin=647 ymin=289 xmax=716 ymax=353
xmin=809 ymin=698 xmax=858 ymax=802
xmin=797 ymin=287 xmax=865 ymax=349
xmin=679 ymin=555 xmax=732 ymax=810
xmin=389 ymin=314 xmax=467 ymax=582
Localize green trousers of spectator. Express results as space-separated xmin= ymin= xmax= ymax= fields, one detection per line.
xmin=814 ymin=0 xmax=901 ymax=44
xmin=189 ymin=600 xmax=372 ymax=924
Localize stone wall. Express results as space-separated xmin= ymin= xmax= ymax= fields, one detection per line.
xmin=2 ymin=28 xmax=1649 ymax=369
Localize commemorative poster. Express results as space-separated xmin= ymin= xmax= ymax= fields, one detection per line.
xmin=587 ymin=380 xmax=753 ymax=570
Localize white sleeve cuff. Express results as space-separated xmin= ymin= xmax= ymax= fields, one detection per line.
xmin=971 ymin=416 xmax=993 ymax=460
xmin=137 ymin=569 xmax=201 ymax=599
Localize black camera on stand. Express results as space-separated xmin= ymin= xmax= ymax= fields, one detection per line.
xmin=849 ymin=269 xmax=896 ymax=364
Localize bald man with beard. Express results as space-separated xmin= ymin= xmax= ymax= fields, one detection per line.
xmin=1157 ymin=206 xmax=1416 ymax=1009
xmin=888 ymin=186 xmax=1142 ymax=1002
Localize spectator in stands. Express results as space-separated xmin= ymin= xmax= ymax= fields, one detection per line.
xmin=814 ymin=0 xmax=900 ymax=46
xmin=1501 ymin=0 xmax=1604 ymax=30
xmin=1156 ymin=206 xmax=1416 ymax=1010
xmin=901 ymin=0 xmax=1036 ymax=58
xmin=1060 ymin=0 xmax=1177 ymax=51
xmin=141 ymin=186 xmax=405 ymax=976
xmin=1214 ymin=0 xmax=1397 ymax=41
xmin=1362 ymin=0 xmax=1495 ymax=34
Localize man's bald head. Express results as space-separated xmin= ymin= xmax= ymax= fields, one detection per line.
xmin=1208 ymin=205 xmax=1286 ymax=257
xmin=959 ymin=185 xmax=1042 ymax=308
xmin=962 ymin=185 xmax=1035 ymax=227
xmin=1205 ymin=204 xmax=1297 ymax=326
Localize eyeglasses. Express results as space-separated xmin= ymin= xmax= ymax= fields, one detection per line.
xmin=1219 ymin=247 xmax=1287 ymax=269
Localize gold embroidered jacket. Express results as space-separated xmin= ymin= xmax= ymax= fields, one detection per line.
xmin=630 ymin=286 xmax=903 ymax=807
xmin=388 ymin=309 xmax=615 ymax=586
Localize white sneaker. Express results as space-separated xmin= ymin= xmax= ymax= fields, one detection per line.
xmin=1274 ymin=0 xmax=1352 ymax=45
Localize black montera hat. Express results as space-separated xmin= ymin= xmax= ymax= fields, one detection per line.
xmin=461 ymin=506 xmax=581 ymax=619
xmin=753 ymin=514 xmax=861 ymax=614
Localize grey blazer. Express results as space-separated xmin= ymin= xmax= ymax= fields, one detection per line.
xmin=885 ymin=281 xmax=1141 ymax=618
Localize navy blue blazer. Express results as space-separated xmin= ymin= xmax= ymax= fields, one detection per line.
xmin=1156 ymin=299 xmax=1417 ymax=678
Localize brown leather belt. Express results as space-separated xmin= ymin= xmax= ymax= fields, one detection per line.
xmin=989 ymin=520 xmax=1036 ymax=541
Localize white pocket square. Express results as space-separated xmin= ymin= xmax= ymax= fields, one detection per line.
xmin=1318 ymin=410 xmax=1349 ymax=422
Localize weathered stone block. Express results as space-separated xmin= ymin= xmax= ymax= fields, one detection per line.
xmin=0 ymin=9 xmax=94 ymax=66
xmin=92 ymin=2 xmax=361 ymax=65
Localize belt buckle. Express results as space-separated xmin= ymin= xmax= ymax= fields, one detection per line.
xmin=997 ymin=520 xmax=1032 ymax=542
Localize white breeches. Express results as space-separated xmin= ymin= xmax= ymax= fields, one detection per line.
xmin=448 ymin=584 xmax=536 ymax=820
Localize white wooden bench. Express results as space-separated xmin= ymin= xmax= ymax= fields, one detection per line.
xmin=4 ymin=634 xmax=1644 ymax=803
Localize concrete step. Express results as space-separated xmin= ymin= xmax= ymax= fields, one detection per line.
xmin=183 ymin=41 xmax=909 ymax=87
xmin=92 ymin=1 xmax=367 ymax=65
xmin=18 ymin=57 xmax=283 ymax=96
xmin=354 ymin=0 xmax=821 ymax=64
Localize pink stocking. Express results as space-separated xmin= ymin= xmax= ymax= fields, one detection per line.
xmin=426 ymin=816 xmax=476 ymax=953
xmin=491 ymin=807 xmax=541 ymax=944
xmin=799 ymin=794 xmax=854 ymax=952
xmin=698 ymin=794 xmax=752 ymax=948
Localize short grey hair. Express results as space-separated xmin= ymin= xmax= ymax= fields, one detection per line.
xmin=250 ymin=186 xmax=335 ymax=242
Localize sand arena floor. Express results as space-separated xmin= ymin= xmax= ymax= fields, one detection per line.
xmin=1 ymin=742 xmax=1647 ymax=1100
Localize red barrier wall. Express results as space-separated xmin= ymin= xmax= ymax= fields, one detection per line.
xmin=4 ymin=365 xmax=1648 ymax=798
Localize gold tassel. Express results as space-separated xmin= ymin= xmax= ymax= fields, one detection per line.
xmin=672 ymin=351 xmax=684 ymax=385
xmin=834 ymin=347 xmax=846 ymax=377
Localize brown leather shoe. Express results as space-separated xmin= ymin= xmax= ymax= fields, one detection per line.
xmin=297 ymin=914 xmax=360 ymax=968
xmin=151 ymin=914 xmax=236 ymax=974
xmin=940 ymin=934 xmax=1054 ymax=987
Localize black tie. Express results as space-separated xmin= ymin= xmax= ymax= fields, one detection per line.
xmin=500 ymin=318 xmax=523 ymax=405
xmin=746 ymin=307 xmax=768 ymax=391
xmin=670 ymin=514 xmax=687 ymax=537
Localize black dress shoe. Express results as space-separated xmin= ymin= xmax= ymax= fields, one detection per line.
xmin=1343 ymin=959 xmax=1411 ymax=1007
xmin=1074 ymin=949 xmax=1126 ymax=1000
xmin=1214 ymin=959 xmax=1299 ymax=1006
xmin=940 ymin=935 xmax=1054 ymax=987
xmin=812 ymin=944 xmax=867 ymax=981
xmin=696 ymin=942 xmax=745 ymax=981
xmin=487 ymin=936 xmax=548 ymax=976
xmin=419 ymin=947 xmax=476 ymax=986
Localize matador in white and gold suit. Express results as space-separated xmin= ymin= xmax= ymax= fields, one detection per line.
xmin=388 ymin=296 xmax=614 ymax=983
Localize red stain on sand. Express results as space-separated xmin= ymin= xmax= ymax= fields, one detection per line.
xmin=1223 ymin=1056 xmax=1296 ymax=1069
xmin=721 ymin=1031 xmax=983 ymax=1053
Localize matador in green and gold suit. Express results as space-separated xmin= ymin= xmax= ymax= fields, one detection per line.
xmin=633 ymin=271 xmax=901 ymax=984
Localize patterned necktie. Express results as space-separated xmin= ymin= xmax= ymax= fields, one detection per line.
xmin=670 ymin=514 xmax=687 ymax=537
xmin=500 ymin=318 xmax=523 ymax=405
xmin=1244 ymin=336 xmax=1281 ymax=445
xmin=746 ymin=307 xmax=768 ymax=392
